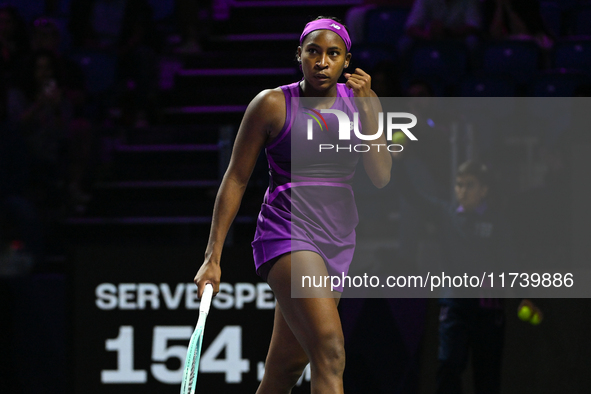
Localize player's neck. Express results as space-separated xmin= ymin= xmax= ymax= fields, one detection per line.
xmin=299 ymin=80 xmax=337 ymax=98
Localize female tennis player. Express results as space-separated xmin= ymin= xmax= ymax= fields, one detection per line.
xmin=194 ymin=16 xmax=391 ymax=393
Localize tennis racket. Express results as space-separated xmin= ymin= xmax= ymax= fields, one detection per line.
xmin=180 ymin=283 xmax=214 ymax=394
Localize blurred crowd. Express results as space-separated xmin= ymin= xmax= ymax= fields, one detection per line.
xmin=345 ymin=0 xmax=586 ymax=272
xmin=0 ymin=0 xmax=211 ymax=271
xmin=347 ymin=0 xmax=590 ymax=94
xmin=0 ymin=0 xmax=586 ymax=272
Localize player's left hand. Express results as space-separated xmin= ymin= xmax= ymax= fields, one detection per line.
xmin=344 ymin=68 xmax=372 ymax=98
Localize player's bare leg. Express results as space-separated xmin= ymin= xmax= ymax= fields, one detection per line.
xmin=257 ymin=251 xmax=344 ymax=394
xmin=256 ymin=302 xmax=310 ymax=393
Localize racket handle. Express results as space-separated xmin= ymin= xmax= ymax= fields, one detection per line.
xmin=200 ymin=284 xmax=214 ymax=315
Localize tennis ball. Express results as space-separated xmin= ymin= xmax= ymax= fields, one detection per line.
xmin=517 ymin=305 xmax=532 ymax=321
xmin=530 ymin=312 xmax=542 ymax=325
xmin=392 ymin=131 xmax=407 ymax=145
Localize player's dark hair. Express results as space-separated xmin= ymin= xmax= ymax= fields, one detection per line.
xmin=457 ymin=160 xmax=492 ymax=188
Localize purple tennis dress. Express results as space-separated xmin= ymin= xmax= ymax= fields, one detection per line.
xmin=251 ymin=81 xmax=362 ymax=289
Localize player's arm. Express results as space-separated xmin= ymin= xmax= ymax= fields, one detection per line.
xmin=194 ymin=89 xmax=285 ymax=297
xmin=344 ymin=68 xmax=392 ymax=188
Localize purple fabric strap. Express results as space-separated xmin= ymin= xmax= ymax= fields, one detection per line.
xmin=300 ymin=19 xmax=351 ymax=52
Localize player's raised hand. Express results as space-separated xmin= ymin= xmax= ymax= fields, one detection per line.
xmin=344 ymin=68 xmax=372 ymax=98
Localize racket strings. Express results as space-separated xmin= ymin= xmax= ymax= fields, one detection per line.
xmin=188 ymin=342 xmax=199 ymax=389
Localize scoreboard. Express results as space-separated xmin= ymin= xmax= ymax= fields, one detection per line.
xmin=71 ymin=244 xmax=311 ymax=393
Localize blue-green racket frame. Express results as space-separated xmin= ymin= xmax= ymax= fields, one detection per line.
xmin=180 ymin=284 xmax=213 ymax=394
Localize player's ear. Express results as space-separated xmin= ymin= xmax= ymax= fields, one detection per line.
xmin=297 ymin=46 xmax=302 ymax=63
xmin=345 ymin=52 xmax=352 ymax=68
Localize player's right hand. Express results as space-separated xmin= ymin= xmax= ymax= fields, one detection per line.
xmin=194 ymin=260 xmax=221 ymax=299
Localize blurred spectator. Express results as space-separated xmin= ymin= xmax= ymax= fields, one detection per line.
xmin=117 ymin=0 xmax=161 ymax=127
xmin=8 ymin=50 xmax=69 ymax=179
xmin=1 ymin=74 xmax=28 ymax=204
xmin=69 ymin=0 xmax=160 ymax=126
xmin=483 ymin=0 xmax=553 ymax=49
xmin=7 ymin=50 xmax=92 ymax=210
xmin=0 ymin=5 xmax=30 ymax=80
xmin=392 ymin=157 xmax=515 ymax=394
xmin=345 ymin=0 xmax=414 ymax=44
xmin=32 ymin=16 xmax=62 ymax=52
xmin=175 ymin=0 xmax=212 ymax=54
xmin=31 ymin=17 xmax=86 ymax=108
xmin=408 ymin=78 xmax=434 ymax=97
xmin=68 ymin=0 xmax=128 ymax=51
xmin=31 ymin=17 xmax=93 ymax=210
xmin=405 ymin=0 xmax=481 ymax=41
xmin=1 ymin=69 xmax=43 ymax=268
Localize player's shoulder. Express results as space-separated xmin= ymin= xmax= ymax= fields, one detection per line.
xmin=260 ymin=87 xmax=286 ymax=105
xmin=248 ymin=87 xmax=285 ymax=113
xmin=243 ymin=87 xmax=287 ymax=133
